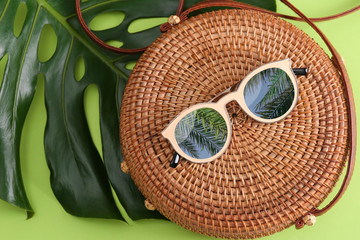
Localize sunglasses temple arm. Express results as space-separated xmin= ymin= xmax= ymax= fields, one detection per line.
xmin=293 ymin=68 xmax=308 ymax=76
xmin=170 ymin=152 xmax=180 ymax=168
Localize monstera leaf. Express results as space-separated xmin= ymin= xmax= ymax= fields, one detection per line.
xmin=0 ymin=0 xmax=276 ymax=220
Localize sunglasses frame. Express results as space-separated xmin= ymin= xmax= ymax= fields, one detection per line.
xmin=162 ymin=58 xmax=299 ymax=164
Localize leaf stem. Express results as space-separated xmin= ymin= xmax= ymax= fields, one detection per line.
xmin=0 ymin=0 xmax=10 ymax=21
xmin=36 ymin=0 xmax=128 ymax=79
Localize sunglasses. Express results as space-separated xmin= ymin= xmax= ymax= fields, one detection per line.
xmin=162 ymin=59 xmax=307 ymax=167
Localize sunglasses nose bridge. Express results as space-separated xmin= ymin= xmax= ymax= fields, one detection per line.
xmin=216 ymin=91 xmax=238 ymax=107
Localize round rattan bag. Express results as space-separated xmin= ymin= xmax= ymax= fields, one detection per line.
xmin=119 ymin=8 xmax=353 ymax=239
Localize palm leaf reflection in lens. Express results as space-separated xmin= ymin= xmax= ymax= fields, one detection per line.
xmin=244 ymin=68 xmax=294 ymax=119
xmin=174 ymin=108 xmax=227 ymax=159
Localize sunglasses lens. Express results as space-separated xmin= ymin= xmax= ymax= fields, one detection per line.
xmin=244 ymin=68 xmax=295 ymax=120
xmin=175 ymin=108 xmax=228 ymax=160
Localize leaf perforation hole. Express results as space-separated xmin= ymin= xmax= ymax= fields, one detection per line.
xmin=13 ymin=2 xmax=28 ymax=38
xmin=0 ymin=54 xmax=9 ymax=89
xmin=75 ymin=56 xmax=86 ymax=82
xmin=125 ymin=61 xmax=137 ymax=70
xmin=105 ymin=40 xmax=123 ymax=48
xmin=84 ymin=84 xmax=103 ymax=161
xmin=38 ymin=24 xmax=57 ymax=63
xmin=128 ymin=17 xmax=167 ymax=34
xmin=89 ymin=11 xmax=125 ymax=31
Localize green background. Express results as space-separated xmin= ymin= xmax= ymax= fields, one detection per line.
xmin=0 ymin=0 xmax=359 ymax=239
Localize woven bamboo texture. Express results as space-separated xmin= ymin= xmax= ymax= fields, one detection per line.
xmin=119 ymin=9 xmax=349 ymax=239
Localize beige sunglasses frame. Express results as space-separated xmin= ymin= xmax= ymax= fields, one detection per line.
xmin=162 ymin=58 xmax=299 ymax=163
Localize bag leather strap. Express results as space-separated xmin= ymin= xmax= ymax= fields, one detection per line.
xmin=75 ymin=0 xmax=360 ymax=54
xmin=280 ymin=0 xmax=356 ymax=227
xmin=168 ymin=0 xmax=357 ymax=229
xmin=76 ymin=0 xmax=357 ymax=228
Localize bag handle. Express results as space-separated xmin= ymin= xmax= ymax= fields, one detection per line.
xmin=75 ymin=0 xmax=359 ymax=54
xmin=76 ymin=0 xmax=357 ymax=228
